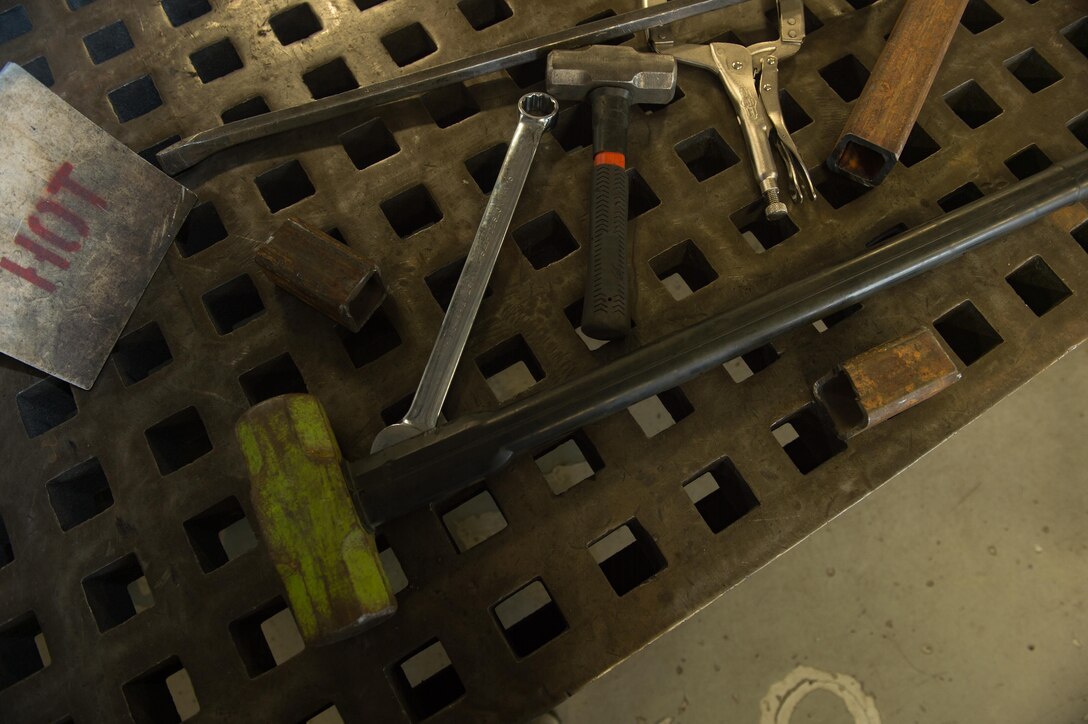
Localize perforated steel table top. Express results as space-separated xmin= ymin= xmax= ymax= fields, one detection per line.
xmin=1 ymin=0 xmax=1086 ymax=722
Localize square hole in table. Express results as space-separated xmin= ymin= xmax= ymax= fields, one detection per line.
xmin=0 ymin=6 xmax=32 ymax=45
xmin=1069 ymin=112 xmax=1088 ymax=149
xmin=123 ymin=657 xmax=200 ymax=723
xmin=513 ymin=211 xmax=578 ymax=269
xmin=731 ymin=201 xmax=799 ymax=252
xmin=934 ymin=300 xmax=1003 ymax=366
xmin=47 ymin=458 xmax=113 ymax=531
xmin=477 ymin=335 xmax=544 ymax=402
xmin=493 ymin=579 xmax=567 ymax=658
xmin=819 ymin=55 xmax=869 ymax=102
xmin=377 ymin=536 xmax=409 ymax=594
xmin=380 ymin=184 xmax=442 ymax=238
xmin=589 ymin=520 xmax=666 ymax=596
xmin=67 ymin=0 xmax=97 ymax=9
xmin=938 ymin=182 xmax=983 ymax=212
xmin=270 ymin=4 xmax=322 ymax=45
xmin=0 ymin=613 xmax=48 ymax=692
xmin=638 ymin=84 xmax=685 ymax=114
xmin=1064 ymin=17 xmax=1088 ymax=58
xmin=944 ymin=80 xmax=1002 ymax=129
xmin=256 ymin=159 xmax=315 ymax=212
xmin=723 ymin=343 xmax=780 ymax=383
xmin=1073 ymin=221 xmax=1088 ymax=254
xmin=16 ymin=376 xmax=77 ymax=438
xmin=203 ymin=274 xmax=264 ymax=334
xmin=306 ymin=705 xmax=345 ymax=724
xmin=184 ymin=496 xmax=257 ymax=573
xmin=355 ymin=0 xmax=388 ymax=9
xmin=899 ymin=124 xmax=940 ymax=167
xmin=339 ymin=307 xmax=401 ymax=367
xmin=465 ymin=142 xmax=507 ymax=194
xmin=1004 ymin=144 xmax=1052 ymax=180
xmin=674 ymin=129 xmax=739 ymax=182
xmin=22 ymin=56 xmax=53 ymax=86
xmin=238 ymin=353 xmax=307 ymax=404
xmin=628 ymin=386 xmax=692 ymax=438
xmin=144 ymin=406 xmax=212 ymax=474
xmin=865 ymin=222 xmax=908 ymax=249
xmin=458 ymin=0 xmax=511 ymax=30
xmin=425 ymin=256 xmax=493 ymax=313
xmin=190 ymin=38 xmax=243 ymax=83
xmin=421 ymin=83 xmax=479 ymax=128
xmin=777 ymin=89 xmax=812 ymax=133
xmin=390 ymin=640 xmax=465 ymax=720
xmin=650 ymin=239 xmax=717 ymax=300
xmin=340 ymin=118 xmax=399 ymax=170
xmin=1004 ymin=48 xmax=1061 ymax=93
xmin=108 ymin=75 xmax=162 ymax=122
xmin=683 ymin=458 xmax=759 ymax=534
xmin=812 ymin=303 xmax=862 ymax=333
xmin=628 ymin=169 xmax=660 ymax=219
xmin=507 ymin=57 xmax=546 ymax=89
xmin=816 ymin=169 xmax=872 ymax=209
xmin=772 ymin=404 xmax=846 ymax=474
xmin=176 ymin=201 xmax=228 ymax=257
xmin=960 ymin=0 xmax=1002 ymax=34
xmin=161 ymin=0 xmax=210 ymax=26
xmin=551 ymin=103 xmax=593 ymax=151
xmin=441 ymin=489 xmax=507 ymax=552
xmin=0 ymin=514 xmax=13 ymax=568
xmin=83 ymin=20 xmax=133 ymax=64
xmin=138 ymin=135 xmax=181 ymax=171
xmin=302 ymin=57 xmax=357 ymax=99
xmin=382 ymin=22 xmax=436 ymax=67
xmin=564 ymin=298 xmax=633 ymax=352
xmin=221 ymin=96 xmax=270 ymax=124
xmin=533 ymin=431 xmax=604 ymax=495
xmin=230 ymin=598 xmax=305 ymax=677
xmin=82 ymin=553 xmax=154 ymax=631
xmin=1006 ymin=256 xmax=1071 ymax=317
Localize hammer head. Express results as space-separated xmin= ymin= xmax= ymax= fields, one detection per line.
xmin=546 ymin=45 xmax=677 ymax=105
xmin=236 ymin=394 xmax=396 ymax=645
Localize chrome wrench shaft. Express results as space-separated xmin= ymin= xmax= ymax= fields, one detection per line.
xmin=371 ymin=93 xmax=558 ymax=453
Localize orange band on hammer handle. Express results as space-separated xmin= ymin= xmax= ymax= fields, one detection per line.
xmin=594 ymin=151 xmax=627 ymax=168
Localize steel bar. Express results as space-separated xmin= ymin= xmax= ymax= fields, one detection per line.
xmin=156 ymin=0 xmax=747 ymax=175
xmin=351 ymin=152 xmax=1088 ymax=527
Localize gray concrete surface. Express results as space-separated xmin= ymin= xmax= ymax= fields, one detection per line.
xmin=555 ymin=344 xmax=1088 ymax=724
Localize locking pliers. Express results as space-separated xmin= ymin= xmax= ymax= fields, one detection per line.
xmin=645 ymin=0 xmax=816 ymax=219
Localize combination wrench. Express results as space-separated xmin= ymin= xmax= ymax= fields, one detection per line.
xmin=370 ymin=92 xmax=558 ymax=453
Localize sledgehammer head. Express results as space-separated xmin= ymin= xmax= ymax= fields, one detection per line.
xmin=236 ymin=394 xmax=395 ymax=645
xmin=546 ymin=45 xmax=677 ymax=104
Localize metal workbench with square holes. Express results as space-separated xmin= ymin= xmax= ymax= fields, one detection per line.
xmin=1 ymin=0 xmax=1086 ymax=722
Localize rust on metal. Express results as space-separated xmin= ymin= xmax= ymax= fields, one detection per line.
xmin=816 ymin=327 xmax=962 ymax=437
xmin=827 ymin=0 xmax=968 ymax=187
xmin=255 ymin=218 xmax=385 ymax=333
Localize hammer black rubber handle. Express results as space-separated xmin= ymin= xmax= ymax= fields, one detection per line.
xmin=583 ymin=87 xmax=632 ymax=340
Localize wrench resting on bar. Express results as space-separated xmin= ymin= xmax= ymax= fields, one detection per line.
xmin=370 ymin=92 xmax=558 ymax=453
xmin=645 ymin=0 xmax=816 ymax=220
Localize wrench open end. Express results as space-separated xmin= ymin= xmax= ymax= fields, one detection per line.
xmin=370 ymin=419 xmax=427 ymax=454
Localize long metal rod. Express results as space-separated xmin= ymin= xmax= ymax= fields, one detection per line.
xmin=351 ymin=153 xmax=1088 ymax=527
xmin=156 ymin=0 xmax=747 ymax=174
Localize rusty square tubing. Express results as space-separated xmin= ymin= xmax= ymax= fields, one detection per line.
xmin=255 ymin=218 xmax=385 ymax=333
xmin=814 ymin=327 xmax=962 ymax=438
xmin=827 ymin=0 xmax=969 ymax=187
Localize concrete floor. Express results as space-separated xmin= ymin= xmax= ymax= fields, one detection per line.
xmin=554 ymin=344 xmax=1088 ymax=724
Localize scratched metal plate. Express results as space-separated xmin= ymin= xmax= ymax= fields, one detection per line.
xmin=0 ymin=63 xmax=194 ymax=389
xmin=0 ymin=0 xmax=1086 ymax=722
